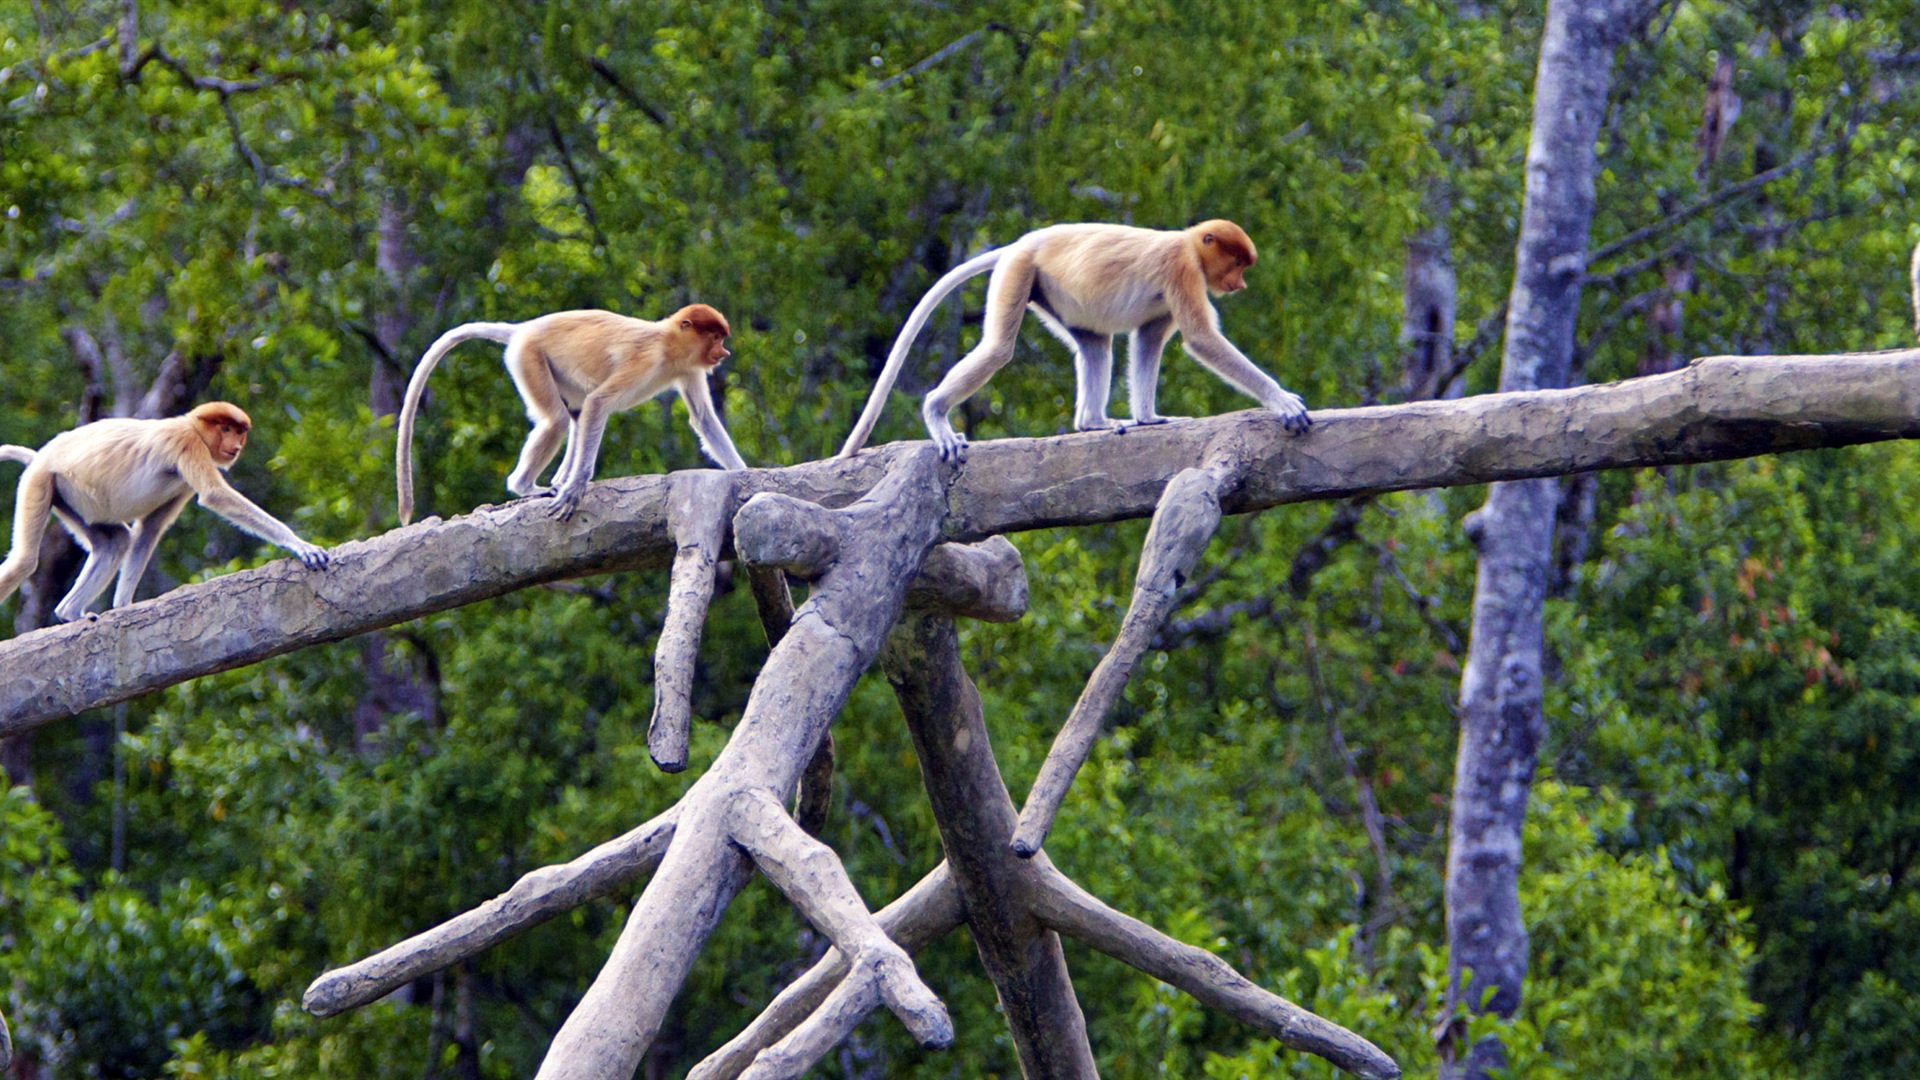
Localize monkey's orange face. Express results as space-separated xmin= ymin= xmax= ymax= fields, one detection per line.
xmin=204 ymin=421 xmax=249 ymax=466
xmin=1201 ymin=233 xmax=1256 ymax=295
xmin=703 ymin=334 xmax=731 ymax=367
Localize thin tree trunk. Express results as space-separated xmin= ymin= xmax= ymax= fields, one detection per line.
xmin=1441 ymin=4 xmax=1645 ymax=1078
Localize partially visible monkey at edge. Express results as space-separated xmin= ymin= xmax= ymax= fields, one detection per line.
xmin=396 ymin=305 xmax=748 ymax=524
xmin=838 ymin=219 xmax=1312 ymax=463
xmin=0 ymin=402 xmax=330 ymax=627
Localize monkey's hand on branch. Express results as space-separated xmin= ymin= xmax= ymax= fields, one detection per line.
xmin=930 ymin=429 xmax=969 ymax=465
xmin=289 ymin=541 xmax=331 ymax=570
xmin=1265 ymin=390 xmax=1312 ymax=435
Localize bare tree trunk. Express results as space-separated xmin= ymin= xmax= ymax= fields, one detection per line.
xmin=1441 ymin=4 xmax=1645 ymax=1078
xmin=882 ymin=611 xmax=1097 ymax=1078
xmin=355 ymin=197 xmax=440 ymax=750
xmin=1402 ymin=197 xmax=1457 ymax=401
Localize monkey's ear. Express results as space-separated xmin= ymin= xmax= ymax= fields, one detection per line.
xmin=679 ymin=319 xmax=692 ymax=330
xmin=1202 ymin=232 xmax=1215 ymax=245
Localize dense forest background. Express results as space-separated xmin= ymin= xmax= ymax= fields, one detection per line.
xmin=3 ymin=1 xmax=1919 ymax=1077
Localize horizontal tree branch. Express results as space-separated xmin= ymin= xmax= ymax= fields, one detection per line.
xmin=5 ymin=348 xmax=1919 ymax=732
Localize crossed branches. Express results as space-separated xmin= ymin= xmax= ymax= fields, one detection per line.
xmin=12 ymin=349 xmax=1920 ymax=1076
xmin=304 ymin=446 xmax=1396 ymax=1078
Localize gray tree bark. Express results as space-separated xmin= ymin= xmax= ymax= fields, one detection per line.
xmin=302 ymin=455 xmax=1398 ymax=1080
xmin=5 ymin=336 xmax=1920 ymax=1076
xmin=6 ymin=347 xmax=1920 ymax=734
xmin=1441 ymin=4 xmax=1647 ymax=1078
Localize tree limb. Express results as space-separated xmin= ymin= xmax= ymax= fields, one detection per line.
xmin=1030 ymin=861 xmax=1398 ymax=1079
xmin=7 ymin=348 xmax=1920 ymax=732
xmin=649 ymin=471 xmax=741 ymax=772
xmin=688 ymin=864 xmax=964 ymax=1080
xmin=532 ymin=450 xmax=952 ymax=1079
xmin=304 ymin=808 xmax=679 ymax=1016
xmin=1012 ymin=463 xmax=1231 ymax=857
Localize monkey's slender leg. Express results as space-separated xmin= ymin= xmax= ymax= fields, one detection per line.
xmin=113 ymin=492 xmax=192 ymax=609
xmin=549 ymin=395 xmax=615 ymax=519
xmin=0 ymin=469 xmax=55 ymax=605
xmin=1068 ymin=330 xmax=1115 ymax=432
xmin=922 ymin=250 xmax=1037 ymax=463
xmin=51 ymin=518 xmax=132 ymax=622
xmin=504 ymin=342 xmax=572 ymax=498
xmin=547 ymin=416 xmax=580 ymax=494
xmin=1119 ymin=315 xmax=1183 ymax=428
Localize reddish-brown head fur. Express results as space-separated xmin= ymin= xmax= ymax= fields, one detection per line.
xmin=1189 ymin=219 xmax=1258 ymax=295
xmin=670 ymin=303 xmax=733 ymax=367
xmin=188 ymin=401 xmax=252 ymax=465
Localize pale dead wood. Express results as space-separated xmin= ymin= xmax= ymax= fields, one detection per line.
xmin=302 ymin=540 xmax=1010 ymax=1019
xmin=728 ymin=788 xmax=954 ymax=1049
xmin=883 ymin=610 xmax=1099 ymax=1078
xmin=303 ymin=809 xmax=677 ymax=1016
xmin=1012 ymin=463 xmax=1230 ymax=857
xmin=1029 ymin=862 xmax=1400 ymax=1079
xmin=649 ymin=470 xmax=741 ymax=772
xmin=533 ymin=451 xmax=952 ymax=1079
xmin=718 ymin=592 xmax=1398 ymax=1078
xmin=906 ymin=536 xmax=1029 ymax=622
xmin=6 ymin=350 xmax=1920 ymax=733
xmin=687 ymin=864 xmax=963 ymax=1080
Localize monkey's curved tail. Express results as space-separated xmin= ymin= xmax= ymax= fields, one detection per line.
xmin=837 ymin=247 xmax=1005 ymax=459
xmin=396 ymin=321 xmax=521 ymax=525
xmin=0 ymin=446 xmax=33 ymax=467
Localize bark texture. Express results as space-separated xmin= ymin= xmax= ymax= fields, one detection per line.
xmin=884 ymin=612 xmax=1098 ymax=1079
xmin=302 ymin=459 xmax=1397 ymax=1080
xmin=6 ymin=347 xmax=1919 ymax=734
xmin=532 ymin=450 xmax=955 ymax=1080
xmin=649 ymin=471 xmax=743 ymax=772
xmin=1442 ymin=4 xmax=1645 ymax=1078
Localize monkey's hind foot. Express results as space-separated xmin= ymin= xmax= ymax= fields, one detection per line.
xmin=549 ymin=486 xmax=585 ymax=520
xmin=1115 ymin=415 xmax=1188 ymax=433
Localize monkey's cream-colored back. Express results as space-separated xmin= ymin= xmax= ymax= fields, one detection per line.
xmin=38 ymin=420 xmax=194 ymax=524
xmin=1027 ymin=225 xmax=1189 ymax=336
xmin=521 ymin=311 xmax=660 ymax=399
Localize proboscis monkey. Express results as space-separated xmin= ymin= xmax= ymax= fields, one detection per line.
xmin=395 ymin=305 xmax=747 ymax=523
xmin=839 ymin=220 xmax=1311 ymax=462
xmin=0 ymin=402 xmax=329 ymax=625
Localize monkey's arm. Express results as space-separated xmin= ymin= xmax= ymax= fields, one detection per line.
xmin=678 ymin=374 xmax=750 ymax=471
xmin=1168 ymin=289 xmax=1310 ymax=434
xmin=114 ymin=491 xmax=193 ymax=608
xmin=182 ymin=462 xmax=330 ymax=569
